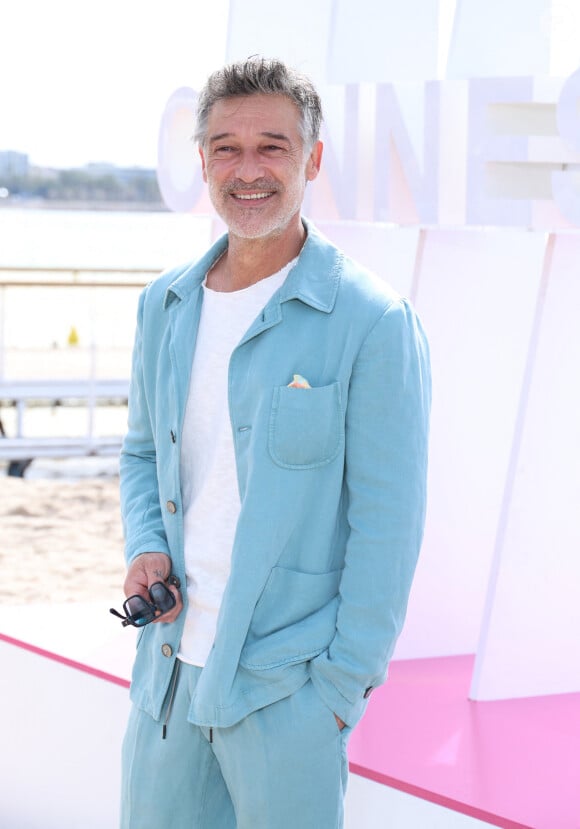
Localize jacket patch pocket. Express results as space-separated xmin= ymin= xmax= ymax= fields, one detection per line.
xmin=240 ymin=566 xmax=343 ymax=670
xmin=268 ymin=381 xmax=343 ymax=469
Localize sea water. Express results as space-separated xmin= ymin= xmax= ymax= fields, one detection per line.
xmin=0 ymin=206 xmax=212 ymax=348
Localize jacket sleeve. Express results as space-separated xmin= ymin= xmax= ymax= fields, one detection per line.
xmin=119 ymin=286 xmax=171 ymax=565
xmin=310 ymin=298 xmax=431 ymax=726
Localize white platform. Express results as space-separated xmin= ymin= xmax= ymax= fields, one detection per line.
xmin=0 ymin=603 xmax=492 ymax=828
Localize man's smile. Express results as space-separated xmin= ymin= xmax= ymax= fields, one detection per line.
xmin=232 ymin=192 xmax=274 ymax=201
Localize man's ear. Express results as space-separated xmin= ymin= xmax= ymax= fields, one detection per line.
xmin=199 ymin=146 xmax=208 ymax=183
xmin=305 ymin=140 xmax=323 ymax=182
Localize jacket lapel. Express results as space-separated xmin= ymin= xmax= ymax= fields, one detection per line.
xmin=236 ymin=218 xmax=342 ymax=348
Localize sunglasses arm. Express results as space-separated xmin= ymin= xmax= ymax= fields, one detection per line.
xmin=109 ymin=607 xmax=131 ymax=626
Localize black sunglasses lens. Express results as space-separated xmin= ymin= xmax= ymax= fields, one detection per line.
xmin=124 ymin=595 xmax=156 ymax=627
xmin=149 ymin=582 xmax=176 ymax=615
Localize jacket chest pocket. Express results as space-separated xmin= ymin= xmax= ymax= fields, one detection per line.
xmin=268 ymin=381 xmax=344 ymax=469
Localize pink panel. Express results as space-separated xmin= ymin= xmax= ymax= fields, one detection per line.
xmin=349 ymin=655 xmax=580 ymax=829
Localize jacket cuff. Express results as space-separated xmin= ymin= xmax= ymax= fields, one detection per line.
xmin=309 ymin=663 xmax=371 ymax=729
xmin=125 ymin=538 xmax=171 ymax=566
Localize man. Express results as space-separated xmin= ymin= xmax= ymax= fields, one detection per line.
xmin=118 ymin=57 xmax=431 ymax=828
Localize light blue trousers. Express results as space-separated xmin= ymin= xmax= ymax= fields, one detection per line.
xmin=121 ymin=661 xmax=350 ymax=828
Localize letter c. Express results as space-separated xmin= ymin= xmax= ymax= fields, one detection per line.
xmin=157 ymin=87 xmax=206 ymax=213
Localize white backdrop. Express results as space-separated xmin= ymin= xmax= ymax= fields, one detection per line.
xmin=156 ymin=0 xmax=580 ymax=700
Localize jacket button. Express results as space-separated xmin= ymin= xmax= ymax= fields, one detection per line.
xmin=363 ymin=686 xmax=373 ymax=699
xmin=161 ymin=644 xmax=173 ymax=658
xmin=166 ymin=500 xmax=177 ymax=514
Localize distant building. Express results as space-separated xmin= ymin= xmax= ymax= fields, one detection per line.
xmin=0 ymin=151 xmax=29 ymax=177
xmin=83 ymin=162 xmax=157 ymax=183
xmin=0 ymin=154 xmax=162 ymax=206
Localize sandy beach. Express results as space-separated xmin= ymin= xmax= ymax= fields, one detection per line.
xmin=0 ymin=472 xmax=126 ymax=606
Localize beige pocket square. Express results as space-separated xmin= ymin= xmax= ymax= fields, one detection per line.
xmin=287 ymin=374 xmax=312 ymax=389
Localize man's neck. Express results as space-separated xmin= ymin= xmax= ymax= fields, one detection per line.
xmin=207 ymin=219 xmax=306 ymax=293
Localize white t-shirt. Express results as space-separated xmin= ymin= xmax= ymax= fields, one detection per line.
xmin=177 ymin=260 xmax=295 ymax=666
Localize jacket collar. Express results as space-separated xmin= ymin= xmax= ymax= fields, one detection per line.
xmin=163 ymin=217 xmax=342 ymax=313
xmin=163 ymin=236 xmax=227 ymax=309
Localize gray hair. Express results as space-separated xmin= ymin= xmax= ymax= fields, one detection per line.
xmin=194 ymin=57 xmax=323 ymax=151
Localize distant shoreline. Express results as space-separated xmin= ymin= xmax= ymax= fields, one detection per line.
xmin=0 ymin=198 xmax=169 ymax=213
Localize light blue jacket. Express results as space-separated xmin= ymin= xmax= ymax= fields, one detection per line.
xmin=120 ymin=219 xmax=431 ymax=729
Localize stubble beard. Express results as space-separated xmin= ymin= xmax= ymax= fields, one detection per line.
xmin=210 ymin=178 xmax=305 ymax=241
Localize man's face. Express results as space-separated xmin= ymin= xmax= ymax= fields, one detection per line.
xmin=199 ymin=93 xmax=322 ymax=241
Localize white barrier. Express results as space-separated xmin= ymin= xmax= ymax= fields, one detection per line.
xmin=0 ymin=630 xmax=493 ymax=828
xmin=0 ymin=636 xmax=130 ymax=828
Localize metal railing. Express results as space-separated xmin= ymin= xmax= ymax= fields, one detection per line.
xmin=0 ymin=264 xmax=158 ymax=377
xmin=0 ymin=264 xmax=159 ymax=286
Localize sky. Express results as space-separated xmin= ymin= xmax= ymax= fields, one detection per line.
xmin=3 ymin=0 xmax=580 ymax=172
xmin=0 ymin=0 xmax=230 ymax=169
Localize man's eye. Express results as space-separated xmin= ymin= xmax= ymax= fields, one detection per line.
xmin=215 ymin=146 xmax=235 ymax=154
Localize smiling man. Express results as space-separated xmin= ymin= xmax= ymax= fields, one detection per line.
xmin=118 ymin=57 xmax=431 ymax=829
xmin=202 ymin=92 xmax=321 ymax=248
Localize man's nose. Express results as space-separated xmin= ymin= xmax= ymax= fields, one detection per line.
xmin=235 ymin=150 xmax=265 ymax=182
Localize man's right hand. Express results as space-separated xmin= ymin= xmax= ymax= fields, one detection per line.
xmin=124 ymin=552 xmax=183 ymax=624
